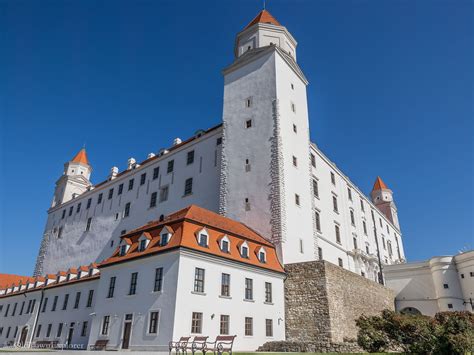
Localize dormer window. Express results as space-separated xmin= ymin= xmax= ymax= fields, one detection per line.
xmin=258 ymin=248 xmax=266 ymax=263
xmin=222 ymin=240 xmax=229 ymax=253
xmin=198 ymin=234 xmax=208 ymax=248
xmin=88 ymin=269 xmax=93 ymax=277
xmin=161 ymin=233 xmax=169 ymax=246
xmin=241 ymin=242 xmax=249 ymax=258
xmin=77 ymin=273 xmax=81 ymax=280
xmin=119 ymin=244 xmax=128 ymax=256
xmin=139 ymin=239 xmax=147 ymax=252
xmin=56 ymin=276 xmax=60 ymax=283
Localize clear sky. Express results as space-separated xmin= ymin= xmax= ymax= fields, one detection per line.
xmin=1 ymin=0 xmax=472 ymax=276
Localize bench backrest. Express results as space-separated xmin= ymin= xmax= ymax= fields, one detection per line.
xmin=215 ymin=335 xmax=236 ymax=342
xmin=179 ymin=336 xmax=191 ymax=342
xmin=193 ymin=336 xmax=208 ymax=342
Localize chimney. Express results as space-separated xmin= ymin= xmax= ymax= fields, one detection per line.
xmin=173 ymin=138 xmax=182 ymax=146
xmin=109 ymin=166 xmax=119 ymax=180
xmin=127 ymin=158 xmax=136 ymax=170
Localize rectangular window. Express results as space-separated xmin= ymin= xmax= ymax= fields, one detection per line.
xmin=266 ymin=319 xmax=273 ymax=337
xmin=74 ymin=292 xmax=81 ymax=309
xmin=293 ymin=124 xmax=297 ymax=133
xmin=318 ymin=247 xmax=323 ymax=260
xmin=191 ymin=312 xmax=203 ymax=334
xmin=118 ymin=183 xmax=123 ymax=195
xmin=350 ymin=210 xmax=355 ymax=226
xmin=51 ymin=296 xmax=58 ymax=311
xmin=11 ymin=303 xmax=17 ymax=316
xmin=194 ymin=268 xmax=205 ymax=293
xmin=62 ymin=210 xmax=66 ymax=219
xmin=30 ymin=299 xmax=36 ymax=313
xmin=338 ymin=258 xmax=343 ymax=267
xmin=353 ymin=237 xmax=358 ymax=249
xmin=221 ymin=240 xmax=229 ymax=253
xmin=107 ymin=277 xmax=116 ymax=298
xmin=167 ymin=160 xmax=174 ymax=174
xmin=101 ymin=316 xmax=110 ymax=335
xmin=295 ymin=194 xmax=300 ymax=206
xmin=335 ymin=225 xmax=341 ymax=244
xmin=97 ymin=193 xmax=103 ymax=204
xmin=245 ymin=119 xmax=252 ymax=128
xmin=310 ymin=153 xmax=316 ymax=167
xmin=220 ymin=315 xmax=230 ymax=335
xmin=245 ymin=278 xmax=253 ymax=300
xmin=19 ymin=301 xmax=25 ymax=315
xmin=129 ymin=272 xmax=138 ymax=295
xmin=333 ymin=196 xmax=338 ymax=212
xmin=45 ymin=324 xmax=52 ymax=338
xmin=184 ymin=178 xmax=193 ymax=196
xmin=57 ymin=323 xmax=63 ymax=338
xmin=6 ymin=327 xmax=11 ymax=338
xmin=86 ymin=217 xmax=92 ymax=231
xmin=69 ymin=206 xmax=73 ymax=216
xmin=154 ymin=268 xmax=163 ymax=292
xmin=128 ymin=179 xmax=134 ymax=191
xmin=187 ymin=150 xmax=195 ymax=165
xmin=330 ymin=172 xmax=336 ymax=185
xmin=86 ymin=198 xmax=92 ymax=209
xmin=363 ymin=221 xmax=367 ymax=235
xmin=315 ymin=211 xmax=321 ymax=232
xmin=380 ymin=218 xmax=383 ymax=228
xmin=150 ymin=192 xmax=157 ymax=208
xmin=140 ymin=173 xmax=146 ymax=185
xmin=382 ymin=237 xmax=386 ymax=249
xmin=291 ymin=102 xmax=296 ymax=112
xmin=81 ymin=321 xmax=88 ymax=336
xmin=159 ymin=186 xmax=169 ymax=202
xmin=299 ymin=239 xmax=304 ymax=253
xmin=245 ymin=317 xmax=253 ymax=336
xmin=124 ymin=202 xmax=131 ymax=217
xmin=216 ymin=137 xmax=222 ymax=145
xmin=313 ymin=179 xmax=319 ymax=198
xmin=443 ymin=283 xmax=449 ymax=289
xmin=153 ymin=167 xmax=159 ymax=180
xmin=149 ymin=311 xmax=159 ymax=334
xmin=86 ymin=290 xmax=94 ymax=307
xmin=292 ymin=156 xmax=298 ymax=167
xmin=108 ymin=188 xmax=114 ymax=200
xmin=265 ymin=282 xmax=272 ymax=303
xmin=245 ymin=97 xmax=252 ymax=108
xmin=348 ymin=187 xmax=352 ymax=201
xmin=221 ymin=273 xmax=230 ymax=297
xmin=76 ymin=203 xmax=81 ymax=213
xmin=62 ymin=294 xmax=69 ymax=310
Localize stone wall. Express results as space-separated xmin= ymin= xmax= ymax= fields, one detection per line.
xmin=285 ymin=260 xmax=395 ymax=343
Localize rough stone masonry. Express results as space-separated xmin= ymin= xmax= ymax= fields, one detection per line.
xmin=285 ymin=260 xmax=395 ymax=343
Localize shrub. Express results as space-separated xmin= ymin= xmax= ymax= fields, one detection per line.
xmin=356 ymin=310 xmax=474 ymax=354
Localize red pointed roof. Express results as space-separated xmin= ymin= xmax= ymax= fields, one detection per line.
xmin=71 ymin=148 xmax=89 ymax=165
xmin=372 ymin=176 xmax=389 ymax=191
xmin=244 ymin=10 xmax=281 ymax=30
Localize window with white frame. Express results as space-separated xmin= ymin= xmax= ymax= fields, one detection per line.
xmin=221 ymin=273 xmax=230 ymax=297
xmin=258 ymin=248 xmax=266 ymax=263
xmin=101 ymin=315 xmax=110 ymax=335
xmin=149 ymin=311 xmax=159 ymax=334
xmin=220 ymin=315 xmax=230 ymax=335
xmin=198 ymin=233 xmax=208 ymax=248
xmin=194 ymin=268 xmax=205 ymax=293
xmin=240 ymin=243 xmax=249 ymax=258
xmin=220 ymin=236 xmax=230 ymax=253
xmin=191 ymin=312 xmax=203 ymax=333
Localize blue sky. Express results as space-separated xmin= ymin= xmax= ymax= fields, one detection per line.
xmin=1 ymin=0 xmax=472 ymax=276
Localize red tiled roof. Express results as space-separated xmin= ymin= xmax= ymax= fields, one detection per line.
xmin=71 ymin=148 xmax=89 ymax=165
xmin=0 ymin=274 xmax=31 ymax=289
xmin=372 ymin=176 xmax=389 ymax=191
xmin=244 ymin=10 xmax=281 ymax=30
xmin=101 ymin=205 xmax=284 ymax=273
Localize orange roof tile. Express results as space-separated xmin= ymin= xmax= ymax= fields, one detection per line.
xmin=0 ymin=274 xmax=31 ymax=289
xmin=71 ymin=148 xmax=89 ymax=165
xmin=244 ymin=9 xmax=281 ymax=30
xmin=372 ymin=176 xmax=389 ymax=191
xmin=101 ymin=205 xmax=284 ymax=273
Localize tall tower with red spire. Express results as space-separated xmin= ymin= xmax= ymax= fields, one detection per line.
xmin=51 ymin=148 xmax=92 ymax=208
xmin=370 ymin=176 xmax=400 ymax=229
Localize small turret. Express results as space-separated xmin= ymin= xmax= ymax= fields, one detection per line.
xmin=51 ymin=148 xmax=92 ymax=208
xmin=370 ymin=176 xmax=400 ymax=229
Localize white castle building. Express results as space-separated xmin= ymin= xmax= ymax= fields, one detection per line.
xmin=34 ymin=9 xmax=405 ymax=279
xmin=385 ymin=250 xmax=474 ymax=316
xmin=1 ymin=9 xmax=409 ymax=351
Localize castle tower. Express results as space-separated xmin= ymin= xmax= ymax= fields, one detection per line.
xmin=220 ymin=10 xmax=316 ymax=263
xmin=370 ymin=176 xmax=400 ymax=229
xmin=51 ymin=148 xmax=92 ymax=208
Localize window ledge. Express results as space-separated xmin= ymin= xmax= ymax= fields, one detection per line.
xmin=219 ymin=295 xmax=232 ymax=300
xmin=182 ymin=193 xmax=193 ymax=198
xmin=264 ymin=302 xmax=274 ymax=305
xmin=151 ymin=290 xmax=163 ymax=295
xmin=243 ymin=299 xmax=255 ymax=303
xmin=191 ymin=291 xmax=206 ymax=296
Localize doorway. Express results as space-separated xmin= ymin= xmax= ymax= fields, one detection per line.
xmin=122 ymin=314 xmax=133 ymax=349
xmin=19 ymin=326 xmax=28 ymax=347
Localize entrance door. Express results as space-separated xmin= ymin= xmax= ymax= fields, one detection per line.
xmin=19 ymin=327 xmax=28 ymax=346
xmin=122 ymin=322 xmax=132 ymax=349
xmin=66 ymin=323 xmax=74 ymax=347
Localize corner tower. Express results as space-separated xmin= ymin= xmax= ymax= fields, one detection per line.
xmin=220 ymin=10 xmax=316 ymax=264
xmin=51 ymin=148 xmax=92 ymax=208
xmin=370 ymin=176 xmax=400 ymax=229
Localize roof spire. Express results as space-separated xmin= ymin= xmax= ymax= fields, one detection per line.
xmin=372 ymin=176 xmax=389 ymax=191
xmin=71 ymin=147 xmax=90 ymax=165
xmin=244 ymin=9 xmax=281 ymax=30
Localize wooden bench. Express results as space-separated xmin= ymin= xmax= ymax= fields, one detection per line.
xmin=169 ymin=336 xmax=191 ymax=355
xmin=189 ymin=336 xmax=208 ymax=354
xmin=204 ymin=335 xmax=236 ymax=355
xmin=89 ymin=339 xmax=109 ymax=350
